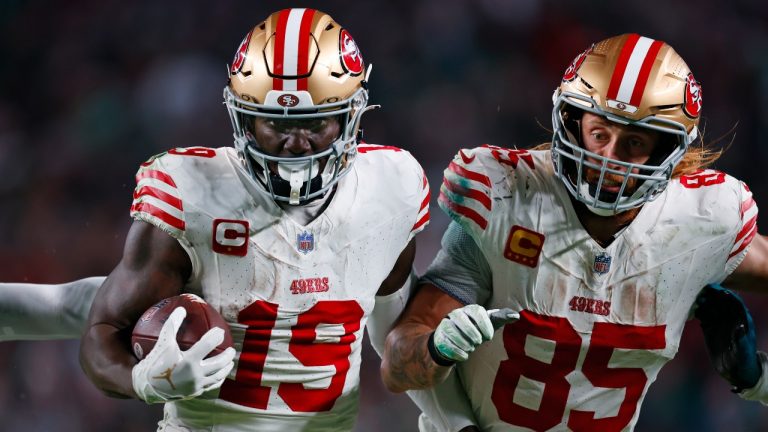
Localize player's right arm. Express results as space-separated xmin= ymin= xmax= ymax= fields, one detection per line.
xmin=79 ymin=220 xmax=190 ymax=398
xmin=381 ymin=283 xmax=466 ymax=392
xmin=381 ymin=222 xmax=516 ymax=393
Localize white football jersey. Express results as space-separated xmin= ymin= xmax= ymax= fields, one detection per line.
xmin=130 ymin=145 xmax=429 ymax=432
xmin=438 ymin=146 xmax=757 ymax=432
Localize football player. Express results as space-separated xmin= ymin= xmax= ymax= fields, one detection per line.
xmin=381 ymin=33 xmax=768 ymax=431
xmin=0 ymin=8 xmax=481 ymax=431
xmin=70 ymin=8 xmax=455 ymax=432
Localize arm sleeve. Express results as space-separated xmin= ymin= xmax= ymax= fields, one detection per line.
xmin=366 ymin=269 xmax=478 ymax=432
xmin=421 ymin=221 xmax=492 ymax=306
xmin=0 ymin=276 xmax=105 ymax=341
xmin=367 ymin=269 xmax=415 ymax=357
xmin=407 ymin=370 xmax=478 ymax=432
xmin=724 ymin=180 xmax=759 ymax=276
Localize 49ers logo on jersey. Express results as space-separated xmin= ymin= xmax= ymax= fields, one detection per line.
xmin=230 ymin=30 xmax=253 ymax=75
xmin=290 ymin=277 xmax=330 ymax=294
xmin=212 ymin=219 xmax=249 ymax=256
xmin=339 ymin=29 xmax=363 ymax=75
xmin=683 ymin=72 xmax=702 ymax=118
xmin=562 ymin=45 xmax=593 ymax=82
xmin=504 ymin=225 xmax=545 ymax=268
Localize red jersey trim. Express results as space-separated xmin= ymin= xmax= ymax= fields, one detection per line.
xmin=438 ymin=191 xmax=488 ymax=230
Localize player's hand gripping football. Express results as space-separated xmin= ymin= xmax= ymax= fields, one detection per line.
xmin=428 ymin=305 xmax=519 ymax=364
xmin=132 ymin=307 xmax=236 ymax=404
xmin=694 ymin=284 xmax=762 ymax=391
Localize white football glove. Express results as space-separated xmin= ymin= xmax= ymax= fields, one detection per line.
xmin=131 ymin=306 xmax=236 ymax=404
xmin=431 ymin=305 xmax=519 ymax=364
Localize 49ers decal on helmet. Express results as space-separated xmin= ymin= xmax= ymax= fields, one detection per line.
xmin=562 ymin=45 xmax=593 ymax=82
xmin=231 ymin=30 xmax=253 ymax=75
xmin=683 ymin=72 xmax=702 ymax=118
xmin=339 ymin=29 xmax=363 ymax=75
xmin=277 ymin=93 xmax=300 ymax=107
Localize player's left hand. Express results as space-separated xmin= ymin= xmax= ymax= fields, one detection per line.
xmin=694 ymin=284 xmax=762 ymax=391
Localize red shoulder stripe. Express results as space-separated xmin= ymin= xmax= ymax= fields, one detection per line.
xmin=136 ymin=169 xmax=177 ymax=188
xmin=133 ymin=185 xmax=183 ymax=211
xmin=438 ymin=191 xmax=488 ymax=230
xmin=729 ymin=226 xmax=757 ymax=259
xmin=741 ymin=196 xmax=756 ymax=216
xmin=412 ymin=211 xmax=430 ymax=232
xmin=441 ymin=178 xmax=491 ymax=211
xmin=419 ymin=188 xmax=430 ymax=213
xmin=131 ymin=202 xmax=185 ymax=231
xmin=735 ymin=215 xmax=758 ymax=244
xmin=447 ymin=161 xmax=491 ymax=188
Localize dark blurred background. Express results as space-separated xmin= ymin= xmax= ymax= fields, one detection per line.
xmin=1 ymin=0 xmax=767 ymax=430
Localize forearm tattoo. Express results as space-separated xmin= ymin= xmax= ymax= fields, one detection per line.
xmin=385 ymin=323 xmax=451 ymax=390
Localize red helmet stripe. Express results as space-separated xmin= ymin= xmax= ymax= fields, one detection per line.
xmin=281 ymin=9 xmax=308 ymax=91
xmin=629 ymin=39 xmax=664 ymax=106
xmin=272 ymin=9 xmax=291 ymax=90
xmin=606 ymin=33 xmax=640 ymax=100
xmin=607 ymin=34 xmax=663 ymax=108
xmin=296 ymin=9 xmax=316 ymax=91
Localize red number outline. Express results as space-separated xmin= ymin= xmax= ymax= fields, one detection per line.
xmin=219 ymin=300 xmax=364 ymax=412
xmin=680 ymin=169 xmax=726 ymax=189
xmin=492 ymin=310 xmax=666 ymax=432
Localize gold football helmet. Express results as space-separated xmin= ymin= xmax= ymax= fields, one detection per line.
xmin=551 ymin=33 xmax=702 ymax=215
xmin=224 ymin=8 xmax=374 ymax=204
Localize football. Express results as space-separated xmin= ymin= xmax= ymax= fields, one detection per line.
xmin=131 ymin=293 xmax=234 ymax=360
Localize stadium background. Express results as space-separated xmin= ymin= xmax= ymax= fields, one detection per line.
xmin=0 ymin=0 xmax=767 ymax=430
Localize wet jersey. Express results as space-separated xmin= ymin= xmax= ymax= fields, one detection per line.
xmin=130 ymin=145 xmax=429 ymax=432
xmin=436 ymin=146 xmax=757 ymax=432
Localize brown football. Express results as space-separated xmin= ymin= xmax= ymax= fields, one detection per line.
xmin=131 ymin=293 xmax=234 ymax=360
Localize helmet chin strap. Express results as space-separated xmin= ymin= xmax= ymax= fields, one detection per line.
xmin=277 ymin=160 xmax=320 ymax=205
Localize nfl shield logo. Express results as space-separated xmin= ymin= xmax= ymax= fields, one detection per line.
xmin=593 ymin=253 xmax=612 ymax=275
xmin=297 ymin=231 xmax=315 ymax=254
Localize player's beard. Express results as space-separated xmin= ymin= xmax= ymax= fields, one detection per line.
xmin=583 ymin=166 xmax=640 ymax=201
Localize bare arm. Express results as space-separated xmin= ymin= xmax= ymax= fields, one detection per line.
xmin=381 ymin=283 xmax=464 ymax=393
xmin=724 ymin=234 xmax=768 ymax=292
xmin=79 ymin=221 xmax=190 ymax=398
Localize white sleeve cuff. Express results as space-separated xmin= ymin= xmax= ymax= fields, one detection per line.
xmin=407 ymin=368 xmax=477 ymax=432
xmin=739 ymin=351 xmax=768 ymax=404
